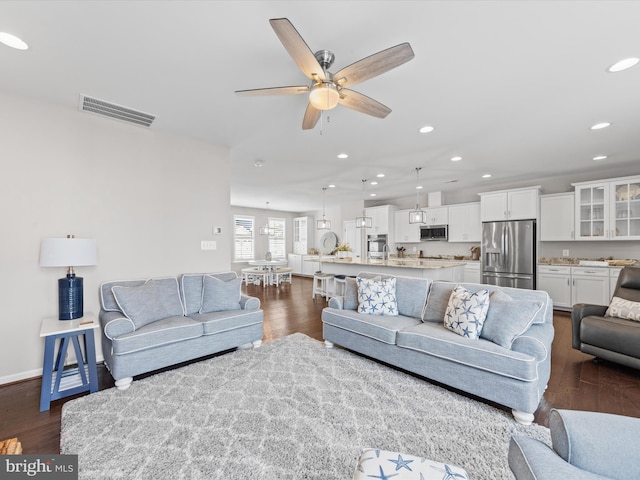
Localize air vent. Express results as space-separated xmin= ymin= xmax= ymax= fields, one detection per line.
xmin=79 ymin=95 xmax=155 ymax=127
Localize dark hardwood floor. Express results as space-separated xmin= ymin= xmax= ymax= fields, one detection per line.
xmin=1 ymin=276 xmax=639 ymax=454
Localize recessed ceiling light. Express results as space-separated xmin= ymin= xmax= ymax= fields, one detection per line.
xmin=376 ymin=173 xmax=385 ymax=178
xmin=419 ymin=125 xmax=435 ymax=134
xmin=370 ymin=181 xmax=378 ymax=185
xmin=337 ymin=153 xmax=349 ymax=159
xmin=590 ymin=122 xmax=611 ymax=130
xmin=450 ymin=156 xmax=462 ymax=162
xmin=253 ymin=160 xmax=264 ymax=167
xmin=416 ymin=185 xmax=423 ymax=190
xmin=593 ymin=155 xmax=608 ymax=161
xmin=328 ymin=184 xmax=336 ymax=188
xmin=370 ymin=193 xmax=377 ymax=197
xmin=0 ymin=32 xmax=29 ymax=50
xmin=608 ymin=57 xmax=640 ymax=73
xmin=482 ymin=174 xmax=492 ymax=178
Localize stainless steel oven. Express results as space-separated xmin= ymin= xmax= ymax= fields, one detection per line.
xmin=420 ymin=225 xmax=448 ymax=241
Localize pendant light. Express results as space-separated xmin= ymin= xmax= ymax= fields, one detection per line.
xmin=259 ymin=202 xmax=274 ymax=236
xmin=408 ymin=167 xmax=427 ymax=224
xmin=356 ymin=179 xmax=372 ymax=228
xmin=317 ymin=187 xmax=332 ymax=230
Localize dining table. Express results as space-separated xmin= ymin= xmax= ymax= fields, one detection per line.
xmin=248 ymin=259 xmax=288 ymax=285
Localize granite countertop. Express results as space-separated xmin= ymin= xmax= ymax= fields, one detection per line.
xmin=538 ymin=257 xmax=638 ymax=267
xmin=319 ymin=257 xmax=465 ymax=269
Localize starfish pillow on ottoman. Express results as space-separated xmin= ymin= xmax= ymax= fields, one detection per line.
xmin=353 ymin=448 xmax=468 ymax=480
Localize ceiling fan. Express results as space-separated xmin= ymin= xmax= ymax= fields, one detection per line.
xmin=235 ymin=18 xmax=415 ymax=130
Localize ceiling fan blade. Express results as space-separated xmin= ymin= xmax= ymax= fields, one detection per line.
xmin=302 ymin=104 xmax=321 ymax=130
xmin=235 ymin=86 xmax=309 ymax=96
xmin=333 ymin=43 xmax=415 ymax=88
xmin=269 ymin=18 xmax=326 ymax=81
xmin=338 ymin=89 xmax=391 ymax=118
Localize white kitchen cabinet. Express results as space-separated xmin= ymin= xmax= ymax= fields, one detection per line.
xmin=610 ymin=267 xmax=623 ymax=299
xmin=424 ymin=206 xmax=448 ymax=226
xmin=463 ymin=261 xmax=481 ymax=283
xmin=571 ymin=266 xmax=610 ymax=306
xmin=287 ymin=253 xmax=302 ymax=275
xmin=573 ymin=176 xmax=640 ymax=241
xmin=610 ymin=177 xmax=640 ymax=240
xmin=301 ymin=255 xmax=320 ymax=276
xmin=540 ymin=193 xmax=575 ymax=241
xmin=537 ymin=265 xmax=572 ymax=309
xmin=365 ymin=205 xmax=395 ymax=236
xmin=479 ymin=186 xmax=540 ymax=222
xmin=573 ymin=182 xmax=610 ymax=240
xmin=293 ymin=216 xmax=313 ymax=254
xmin=448 ymin=202 xmax=481 ymax=242
xmin=394 ymin=209 xmax=420 ymax=243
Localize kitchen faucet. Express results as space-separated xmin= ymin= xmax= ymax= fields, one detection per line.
xmin=383 ymin=243 xmax=389 ymax=260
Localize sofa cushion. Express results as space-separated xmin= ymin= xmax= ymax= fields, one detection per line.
xmin=191 ymin=309 xmax=264 ymax=336
xmin=322 ymin=308 xmax=421 ymax=344
xmin=200 ymin=275 xmax=242 ymax=313
xmin=425 ymin=281 xmax=549 ymax=325
xmin=481 ymin=292 xmax=544 ymax=348
xmin=112 ymin=278 xmax=185 ymax=329
xmin=443 ymin=285 xmax=490 ymax=339
xmin=397 ymin=322 xmax=539 ymax=382
xmin=344 ymin=277 xmax=359 ymax=310
xmin=180 ymin=272 xmax=238 ymax=315
xmin=581 ymin=314 xmax=640 ymax=358
xmin=111 ymin=315 xmax=202 ymax=355
xmin=605 ymin=296 xmax=640 ymax=321
xmin=357 ymin=276 xmax=398 ymax=316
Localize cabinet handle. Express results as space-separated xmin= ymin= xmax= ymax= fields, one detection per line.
xmin=572 ymin=279 xmax=575 ymax=286
xmin=567 ymin=278 xmax=570 ymax=286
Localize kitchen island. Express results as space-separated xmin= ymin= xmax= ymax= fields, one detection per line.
xmin=319 ymin=257 xmax=465 ymax=282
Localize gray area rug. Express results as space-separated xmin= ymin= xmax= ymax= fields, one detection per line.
xmin=61 ymin=333 xmax=550 ymax=479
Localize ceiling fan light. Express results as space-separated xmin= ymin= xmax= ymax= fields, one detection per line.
xmin=309 ymin=83 xmax=340 ymax=110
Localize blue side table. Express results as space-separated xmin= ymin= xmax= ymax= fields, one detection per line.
xmin=39 ymin=315 xmax=99 ymax=412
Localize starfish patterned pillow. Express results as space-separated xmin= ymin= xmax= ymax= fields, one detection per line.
xmin=443 ymin=285 xmax=490 ymax=339
xmin=356 ymin=276 xmax=399 ymax=316
xmin=354 ymin=448 xmax=468 ymax=480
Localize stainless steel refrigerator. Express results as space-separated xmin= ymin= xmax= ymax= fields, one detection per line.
xmin=481 ymin=220 xmax=536 ymax=289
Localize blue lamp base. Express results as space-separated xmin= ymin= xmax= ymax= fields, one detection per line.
xmin=58 ymin=274 xmax=83 ymax=320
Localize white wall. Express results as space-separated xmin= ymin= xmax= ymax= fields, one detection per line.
xmin=0 ymin=93 xmax=232 ymax=383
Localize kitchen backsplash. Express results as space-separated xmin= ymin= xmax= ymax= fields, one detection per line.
xmin=538 ymin=240 xmax=640 ymax=262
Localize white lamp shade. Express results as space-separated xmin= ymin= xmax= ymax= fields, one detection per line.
xmin=40 ymin=238 xmax=98 ymax=267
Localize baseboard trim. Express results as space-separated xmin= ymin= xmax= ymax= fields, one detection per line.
xmin=0 ymin=354 xmax=105 ymax=386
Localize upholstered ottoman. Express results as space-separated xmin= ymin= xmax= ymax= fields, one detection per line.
xmin=353 ymin=448 xmax=468 ymax=480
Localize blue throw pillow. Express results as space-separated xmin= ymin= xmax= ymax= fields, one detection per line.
xmin=112 ymin=278 xmax=185 ymax=329
xmin=443 ymin=285 xmax=490 ymax=339
xmin=481 ymin=294 xmax=543 ymax=348
xmin=199 ymin=275 xmax=242 ymax=313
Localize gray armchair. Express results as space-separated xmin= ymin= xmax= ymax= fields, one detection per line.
xmin=572 ymin=266 xmax=640 ymax=370
xmin=509 ymin=409 xmax=640 ymax=480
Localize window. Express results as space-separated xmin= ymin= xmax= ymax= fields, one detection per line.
xmin=268 ymin=218 xmax=286 ymax=259
xmin=234 ymin=215 xmax=254 ymax=261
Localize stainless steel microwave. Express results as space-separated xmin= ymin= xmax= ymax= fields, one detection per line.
xmin=420 ymin=225 xmax=448 ymax=241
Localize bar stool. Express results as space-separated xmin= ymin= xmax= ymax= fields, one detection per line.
xmin=312 ymin=272 xmax=334 ymax=300
xmin=333 ymin=274 xmax=347 ymax=296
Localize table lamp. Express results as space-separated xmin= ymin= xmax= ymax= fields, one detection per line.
xmin=40 ymin=235 xmax=98 ymax=320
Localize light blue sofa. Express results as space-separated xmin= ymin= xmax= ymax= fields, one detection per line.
xmin=322 ymin=272 xmax=554 ymax=424
xmin=509 ymin=409 xmax=640 ymax=479
xmin=99 ymin=272 xmax=263 ymax=390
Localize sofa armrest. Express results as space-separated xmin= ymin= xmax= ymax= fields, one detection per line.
xmin=550 ymin=409 xmax=640 ymax=479
xmin=571 ymin=304 xmax=608 ymax=349
xmin=328 ymin=295 xmax=344 ymax=309
xmin=508 ymin=436 xmax=608 ymax=480
xmin=511 ymin=322 xmax=554 ymax=362
xmin=99 ymin=310 xmax=135 ymax=339
xmin=240 ymin=295 xmax=260 ymax=310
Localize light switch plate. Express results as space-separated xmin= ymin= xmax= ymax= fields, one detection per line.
xmin=201 ymin=240 xmax=216 ymax=250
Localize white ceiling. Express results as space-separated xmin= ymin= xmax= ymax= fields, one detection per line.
xmin=2 ymin=1 xmax=640 ymax=212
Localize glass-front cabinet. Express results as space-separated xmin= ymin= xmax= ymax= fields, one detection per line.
xmin=611 ymin=179 xmax=640 ymax=240
xmin=573 ymin=176 xmax=640 ymax=241
xmin=575 ymin=182 xmax=609 ymax=239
